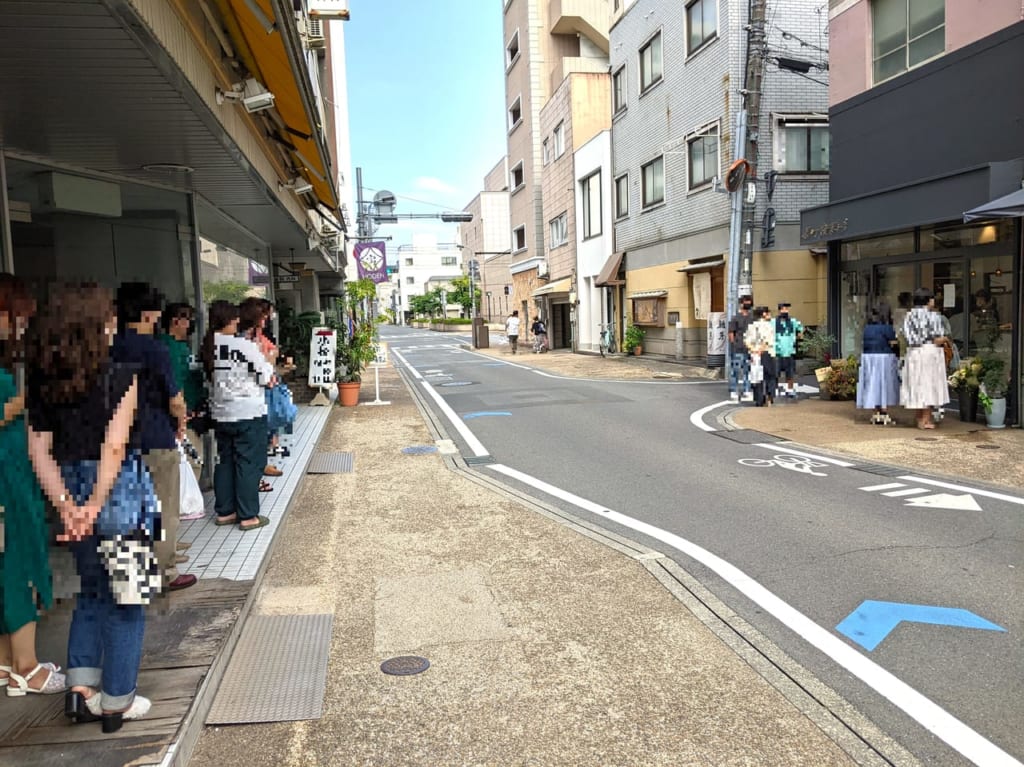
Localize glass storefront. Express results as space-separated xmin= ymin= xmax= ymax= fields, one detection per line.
xmin=838 ymin=220 xmax=1018 ymax=386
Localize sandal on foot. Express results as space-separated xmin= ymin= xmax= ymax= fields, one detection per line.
xmin=214 ymin=515 xmax=238 ymax=526
xmin=239 ymin=515 xmax=270 ymax=532
xmin=259 ymin=480 xmax=273 ymax=492
xmin=263 ymin=465 xmax=283 ymax=477
xmin=7 ymin=663 xmax=67 ymax=696
xmin=82 ymin=692 xmax=152 ymax=733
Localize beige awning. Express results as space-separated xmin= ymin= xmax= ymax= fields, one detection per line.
xmin=532 ymin=277 xmax=573 ymax=297
xmin=628 ymin=289 xmax=668 ymax=298
xmin=594 ymin=251 xmax=625 ymax=286
xmin=677 ymin=259 xmax=725 ymax=272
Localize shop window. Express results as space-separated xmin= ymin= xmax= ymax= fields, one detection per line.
xmin=774 ymin=117 xmax=829 ymax=173
xmin=840 ymin=232 xmax=914 ymax=261
xmin=641 ymin=157 xmax=664 ymax=207
xmin=920 ymin=220 xmax=1015 ymax=251
xmin=639 ymin=31 xmax=663 ymax=93
xmin=549 ymin=212 xmax=568 ymax=247
xmin=580 ymin=170 xmax=602 ymax=239
xmin=632 ymin=297 xmax=666 ymax=326
xmin=687 ymin=126 xmax=718 ymax=189
xmin=686 ymin=0 xmax=718 ymax=55
xmin=872 ymin=0 xmax=945 ymax=84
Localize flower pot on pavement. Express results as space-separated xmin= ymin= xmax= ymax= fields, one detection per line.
xmin=338 ymin=381 xmax=361 ymax=407
xmin=985 ymin=397 xmax=1006 ymax=429
xmin=633 ymin=345 xmax=643 ymax=356
xmin=957 ymin=388 xmax=979 ymax=423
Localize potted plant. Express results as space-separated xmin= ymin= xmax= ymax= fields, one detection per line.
xmin=333 ymin=279 xmax=380 ymax=406
xmin=624 ymin=324 xmax=646 ymax=355
xmin=947 ymin=357 xmax=983 ymax=422
xmin=800 ymin=327 xmax=837 ymax=384
xmin=978 ymin=357 xmax=1009 ymax=428
xmin=821 ymin=354 xmax=859 ymax=400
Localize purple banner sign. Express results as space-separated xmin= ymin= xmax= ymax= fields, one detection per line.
xmin=354 ymin=241 xmax=388 ymax=283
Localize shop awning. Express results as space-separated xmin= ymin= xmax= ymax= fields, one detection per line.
xmin=594 ymin=252 xmax=625 ymax=286
xmin=677 ymin=258 xmax=725 ymax=272
xmin=218 ymin=0 xmax=338 ymax=211
xmin=963 ymin=187 xmax=1024 ymax=221
xmin=532 ymin=277 xmax=572 ymax=297
xmin=628 ymin=289 xmax=668 ymax=299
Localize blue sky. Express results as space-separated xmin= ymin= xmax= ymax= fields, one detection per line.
xmin=344 ymin=2 xmax=507 ymax=253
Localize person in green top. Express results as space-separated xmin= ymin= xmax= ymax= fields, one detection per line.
xmin=0 ymin=274 xmax=65 ymax=695
xmin=774 ymin=302 xmax=805 ymax=399
xmin=158 ymin=303 xmax=205 ymax=417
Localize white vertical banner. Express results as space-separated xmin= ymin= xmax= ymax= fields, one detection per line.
xmin=692 ymin=272 xmax=712 ymax=320
xmin=308 ymin=327 xmax=337 ymax=387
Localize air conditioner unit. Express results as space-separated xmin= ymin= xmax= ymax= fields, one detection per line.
xmin=307 ymin=16 xmax=325 ymax=48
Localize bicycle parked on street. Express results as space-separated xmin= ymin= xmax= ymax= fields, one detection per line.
xmin=598 ymin=322 xmax=616 ymax=357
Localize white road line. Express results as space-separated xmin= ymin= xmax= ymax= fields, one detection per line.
xmin=899 ymin=476 xmax=1024 ymax=507
xmin=860 ymin=482 xmax=906 ymax=492
xmin=753 ymin=443 xmax=856 ymax=467
xmin=690 ymin=400 xmax=732 ymax=432
xmin=486 ymin=463 xmax=1019 ymax=767
xmin=883 ymin=488 xmax=932 ymax=497
xmin=392 ymin=349 xmax=488 ymax=457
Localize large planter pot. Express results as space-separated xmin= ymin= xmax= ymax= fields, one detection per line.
xmin=338 ymin=381 xmax=361 ymax=407
xmin=632 ymin=345 xmax=643 ymax=356
xmin=985 ymin=397 xmax=1007 ymax=429
xmin=957 ymin=388 xmax=979 ymax=423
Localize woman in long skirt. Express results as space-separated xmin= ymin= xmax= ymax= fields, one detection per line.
xmin=857 ymin=309 xmax=899 ymax=424
xmin=900 ymin=288 xmax=950 ymax=429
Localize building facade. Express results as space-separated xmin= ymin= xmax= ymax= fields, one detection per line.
xmin=801 ymin=2 xmax=1023 ymax=423
xmin=395 ymin=238 xmax=464 ymax=321
xmin=574 ymin=130 xmax=615 ymax=352
xmin=461 ymin=157 xmax=513 ymax=323
xmin=609 ymin=0 xmax=830 ymax=358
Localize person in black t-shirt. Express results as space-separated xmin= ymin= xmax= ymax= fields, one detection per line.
xmin=25 ymin=283 xmax=155 ymax=730
xmin=727 ymin=296 xmax=754 ymax=401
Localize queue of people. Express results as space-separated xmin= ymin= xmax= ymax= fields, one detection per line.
xmin=0 ymin=275 xmax=292 ymax=733
xmin=729 ymin=299 xmax=805 ymax=407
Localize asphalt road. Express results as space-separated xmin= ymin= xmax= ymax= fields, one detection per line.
xmin=384 ymin=326 xmax=1024 ymax=767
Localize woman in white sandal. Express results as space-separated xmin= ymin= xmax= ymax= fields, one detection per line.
xmin=0 ymin=274 xmax=66 ymax=697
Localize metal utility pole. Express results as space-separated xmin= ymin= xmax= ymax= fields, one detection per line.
xmin=739 ymin=0 xmax=767 ymax=294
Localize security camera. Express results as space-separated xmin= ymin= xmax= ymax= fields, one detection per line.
xmin=216 ymin=78 xmax=275 ymax=114
xmin=242 ymin=91 xmax=275 ymax=113
xmin=292 ymin=180 xmax=313 ymax=195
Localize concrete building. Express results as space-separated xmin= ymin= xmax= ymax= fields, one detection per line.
xmin=574 ymin=129 xmax=615 ymax=352
xmin=609 ymin=0 xmax=830 ymax=358
xmin=0 ymin=0 xmax=348 ymax=326
xmin=395 ymin=236 xmax=464 ymax=321
xmin=801 ymin=1 xmax=1023 ymax=423
xmin=461 ymin=158 xmax=513 ymax=323
xmin=502 ymin=0 xmax=610 ymax=329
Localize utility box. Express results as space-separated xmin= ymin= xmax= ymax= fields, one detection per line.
xmin=472 ymin=317 xmax=489 ymax=349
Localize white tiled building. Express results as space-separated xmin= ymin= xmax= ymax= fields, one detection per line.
xmin=395 ymin=236 xmax=465 ymax=320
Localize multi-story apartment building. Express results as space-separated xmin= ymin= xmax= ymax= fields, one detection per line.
xmin=574 ymin=129 xmax=615 ymax=352
xmin=502 ymin=0 xmax=610 ymax=332
xmin=0 ymin=0 xmax=347 ymax=323
xmin=461 ymin=158 xmax=513 ymax=322
xmin=609 ymin=0 xmax=830 ymax=358
xmin=801 ymin=1 xmax=1022 ymax=423
xmin=395 ymin=237 xmax=464 ymax=322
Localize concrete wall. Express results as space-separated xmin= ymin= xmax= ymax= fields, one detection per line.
xmin=575 ymin=130 xmax=614 ymax=351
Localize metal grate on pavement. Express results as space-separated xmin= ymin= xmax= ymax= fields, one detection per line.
xmin=715 ymin=429 xmax=784 ymax=444
xmin=854 ymin=463 xmax=909 ymax=477
xmin=306 ymin=451 xmax=355 ymax=474
xmin=464 ymin=455 xmax=496 ymax=465
xmin=206 ymin=613 xmax=334 ymax=724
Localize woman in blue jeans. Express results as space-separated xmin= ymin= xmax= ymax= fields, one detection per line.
xmin=25 ymin=283 xmax=158 ymax=733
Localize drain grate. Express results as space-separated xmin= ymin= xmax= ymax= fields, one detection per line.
xmin=976 ymin=444 xmax=1001 ymax=450
xmin=381 ymin=656 xmax=430 ymax=676
xmin=715 ymin=429 xmax=784 ymax=444
xmin=207 ymin=614 xmax=333 ymax=724
xmin=855 ymin=463 xmax=908 ymax=477
xmin=441 ymin=381 xmax=476 ymax=387
xmin=402 ymin=445 xmax=439 ymax=455
xmin=464 ymin=455 xmax=496 ymax=465
xmin=306 ymin=451 xmax=354 ymax=474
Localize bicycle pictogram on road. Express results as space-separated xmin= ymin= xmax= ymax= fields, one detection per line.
xmin=737 ymin=454 xmax=830 ymax=477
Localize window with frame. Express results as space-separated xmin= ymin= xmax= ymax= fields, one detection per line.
xmin=632 ymin=297 xmax=666 ymax=326
xmin=553 ymin=122 xmax=565 ymax=158
xmin=639 ymin=32 xmax=663 ymax=93
xmin=542 ymin=138 xmax=550 ymax=165
xmin=612 ymin=66 xmax=626 ymax=114
xmin=614 ymin=173 xmax=629 ymax=218
xmin=404 ymin=257 xmax=414 ymax=266
xmin=510 ymin=161 xmax=524 ymax=190
xmin=508 ymin=97 xmax=522 ymax=130
xmin=441 ymin=256 xmax=457 ymax=266
xmin=580 ymin=171 xmax=602 ymax=239
xmin=775 ymin=118 xmax=830 ymax=173
xmin=641 ymin=157 xmax=664 ymax=207
xmin=872 ymin=0 xmax=945 ymax=84
xmin=406 ymin=276 xmax=415 ymax=284
xmin=506 ymin=30 xmax=520 ymax=67
xmin=687 ymin=127 xmax=719 ymax=188
xmin=549 ymin=212 xmax=568 ymax=247
xmin=512 ymin=225 xmax=526 ymax=251
xmin=686 ymin=0 xmax=718 ymax=54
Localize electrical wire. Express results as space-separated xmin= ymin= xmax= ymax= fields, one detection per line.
xmin=360 ymin=185 xmax=457 ymax=211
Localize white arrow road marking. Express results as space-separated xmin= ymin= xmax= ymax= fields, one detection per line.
xmin=883 ymin=488 xmax=932 ymax=497
xmin=905 ymin=493 xmax=983 ymax=511
xmin=860 ymin=482 xmax=905 ymax=492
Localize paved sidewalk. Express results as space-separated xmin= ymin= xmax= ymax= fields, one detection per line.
xmin=191 ymin=363 xmax=911 ymax=766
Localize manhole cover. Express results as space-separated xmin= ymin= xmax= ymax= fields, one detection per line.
xmin=441 ymin=381 xmax=475 ymax=387
xmin=914 ymin=437 xmax=940 ymax=442
xmin=976 ymin=444 xmax=1001 ymax=450
xmin=380 ymin=656 xmax=430 ymax=676
xmin=402 ymin=445 xmax=438 ymax=455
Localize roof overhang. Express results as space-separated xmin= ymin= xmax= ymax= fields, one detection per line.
xmin=963 ymin=186 xmax=1024 ymax=222
xmin=594 ymin=251 xmax=625 ymax=286
xmin=532 ymin=277 xmax=572 ymax=297
xmin=677 ymin=257 xmax=725 ymax=272
xmin=628 ymin=289 xmax=668 ymax=299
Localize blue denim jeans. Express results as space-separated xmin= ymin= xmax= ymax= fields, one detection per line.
xmin=729 ymin=351 xmax=751 ymax=395
xmin=66 ymin=537 xmax=146 ymax=710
